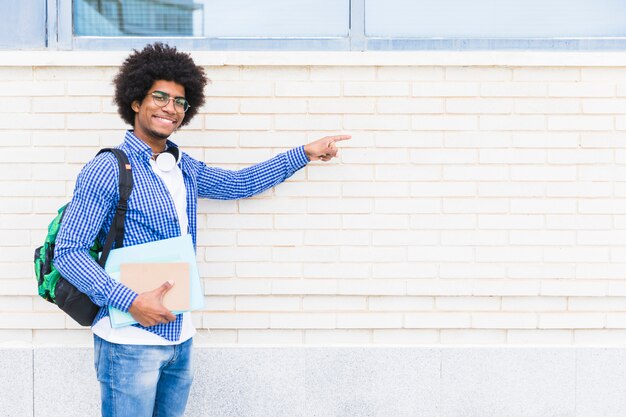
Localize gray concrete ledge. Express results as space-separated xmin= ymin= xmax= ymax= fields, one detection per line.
xmin=1 ymin=346 xmax=624 ymax=417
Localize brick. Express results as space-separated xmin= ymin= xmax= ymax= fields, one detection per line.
xmin=436 ymin=296 xmax=500 ymax=311
xmin=311 ymin=66 xmax=376 ymax=80
xmin=307 ymin=199 xmax=373 ymax=214
xmin=236 ymin=263 xmax=302 ymax=278
xmin=33 ymin=131 xmax=100 ymax=147
xmin=411 ymin=149 xmax=477 ymax=164
xmin=404 ymin=313 xmax=470 ymax=328
xmin=372 ymin=263 xmax=437 ymax=279
xmin=242 ymin=66 xmax=309 ymax=80
xmin=514 ymin=68 xmax=580 ymax=81
xmin=442 ymin=198 xmax=509 ymax=214
xmin=443 ymin=166 xmax=509 ymax=181
xmin=272 ymin=247 xmax=339 ymax=262
xmin=238 ymin=198 xmax=306 ymax=214
xmin=569 ymin=297 xmax=626 ymax=311
xmin=481 ymin=83 xmax=547 ymax=97
xmin=408 ymin=246 xmax=473 ymax=262
xmin=502 ymin=297 xmax=567 ymax=311
xmin=342 ymin=183 xmax=411 ymax=197
xmin=0 ymin=67 xmax=33 ymax=80
xmin=541 ymin=280 xmax=606 ymax=297
xmin=475 ymin=247 xmax=542 ymax=263
xmin=574 ymin=330 xmax=626 ymax=345
xmin=0 ymin=313 xmax=65 ymax=329
xmin=439 ymin=263 xmax=505 ymax=279
xmin=0 ymin=97 xmax=30 ymax=113
xmin=372 ymin=230 xmax=439 ymax=246
xmin=378 ymin=67 xmax=443 ymax=81
xmin=546 ymin=214 xmax=611 ymax=230
xmin=0 ymin=330 xmax=32 ymax=344
xmin=368 ymin=296 xmax=433 ymax=311
xmin=236 ymin=296 xmax=300 ymax=311
xmin=204 ymin=66 xmax=241 ymax=80
xmin=275 ymin=82 xmax=340 ymax=97
xmin=412 ymin=82 xmax=478 ymax=97
xmin=376 ymin=131 xmax=444 ymax=148
xmin=271 ymin=279 xmax=337 ymax=295
xmin=372 ymin=329 xmax=438 ymax=344
xmin=548 ymin=115 xmax=613 ymax=131
xmin=510 ymin=166 xmax=576 ymax=181
xmin=406 ymin=279 xmax=473 ymax=296
xmin=203 ymin=313 xmax=270 ymax=329
xmin=196 ymin=230 xmax=236 ymax=246
xmin=340 ymin=246 xmax=405 ymax=263
xmin=375 ymin=166 xmax=441 ymax=181
xmin=378 ymin=98 xmax=443 ymax=114
xmin=341 ymin=148 xmax=409 ymax=164
xmin=472 ymin=313 xmax=537 ymax=329
xmin=306 ymin=329 xmax=371 ymax=344
xmin=472 ymin=280 xmax=540 ymax=296
xmin=309 ymin=98 xmax=375 ymax=114
xmin=303 ymin=296 xmax=367 ymax=311
xmin=410 ymin=214 xmax=476 ymax=229
xmin=515 ymin=98 xmax=580 ymax=114
xmin=478 ymin=182 xmax=544 ymax=197
xmin=275 ymin=214 xmax=341 ymax=230
xmin=507 ymin=330 xmax=572 ymax=345
xmin=441 ymin=230 xmax=507 ymax=246
xmin=276 ymin=115 xmax=342 ymax=131
xmin=440 ymin=329 xmax=506 ymax=344
xmin=510 ymin=198 xmax=577 ymax=214
xmin=33 ymin=97 xmax=101 ymax=113
xmin=550 ymin=82 xmax=614 ymax=97
xmin=271 ymin=313 xmax=335 ymax=329
xmin=374 ymin=198 xmax=440 ymax=214
xmin=237 ymin=231 xmax=303 ymax=246
xmin=342 ymin=214 xmax=408 ymax=229
xmin=237 ymin=330 xmax=304 ymax=344
xmin=204 ymin=279 xmax=271 ymax=296
xmin=539 ymin=313 xmax=605 ymax=329
xmin=412 ymin=115 xmax=478 ymax=130
xmin=510 ymin=231 xmax=576 ymax=246
xmin=512 ymin=132 xmax=578 ymax=148
xmin=203 ymin=296 xmax=235 ymax=311
xmin=206 ymin=81 xmax=272 ymax=97
xmin=547 ymin=182 xmax=611 ymax=198
xmin=479 ymin=214 xmax=544 ymax=229
xmin=479 ymin=149 xmax=545 ymax=164
xmin=305 ymin=230 xmax=371 ymax=245
xmin=0 ymin=114 xmax=64 ymax=130
xmin=445 ymin=131 xmax=511 ymax=148
xmin=0 ymin=81 xmax=64 ymax=96
xmin=338 ymin=279 xmax=405 ymax=295
xmin=337 ymin=313 xmax=402 ymax=328
xmin=446 ymin=98 xmax=514 ymax=114
xmin=344 ymin=115 xmax=411 ymax=130
xmin=239 ymin=131 xmax=307 ymax=147
xmin=35 ymin=66 xmax=106 ymax=80
xmin=205 ymin=115 xmax=271 ymax=131
xmin=344 ymin=82 xmax=409 ymax=97
xmin=480 ymin=115 xmax=546 ymax=131
xmin=202 ymin=98 xmax=240 ymax=114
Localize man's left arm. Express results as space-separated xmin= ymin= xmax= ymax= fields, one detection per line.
xmin=197 ymin=135 xmax=350 ymax=200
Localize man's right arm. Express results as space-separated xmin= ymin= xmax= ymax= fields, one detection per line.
xmin=53 ymin=154 xmax=138 ymax=312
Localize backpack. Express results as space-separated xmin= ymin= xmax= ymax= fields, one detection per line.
xmin=34 ymin=148 xmax=133 ymax=326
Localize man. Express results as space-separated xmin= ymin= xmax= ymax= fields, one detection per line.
xmin=53 ymin=42 xmax=350 ymax=417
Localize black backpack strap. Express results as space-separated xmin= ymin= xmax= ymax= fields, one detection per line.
xmin=96 ymin=148 xmax=133 ymax=267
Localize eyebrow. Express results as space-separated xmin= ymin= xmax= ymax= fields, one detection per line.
xmin=153 ymin=90 xmax=187 ymax=99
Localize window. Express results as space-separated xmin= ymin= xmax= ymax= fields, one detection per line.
xmin=10 ymin=0 xmax=626 ymax=51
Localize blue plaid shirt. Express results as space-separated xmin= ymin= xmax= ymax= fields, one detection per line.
xmin=54 ymin=131 xmax=309 ymax=341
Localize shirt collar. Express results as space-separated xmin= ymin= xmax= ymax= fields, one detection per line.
xmin=123 ymin=130 xmax=180 ymax=160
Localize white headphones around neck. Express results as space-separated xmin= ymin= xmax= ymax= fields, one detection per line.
xmin=154 ymin=146 xmax=181 ymax=172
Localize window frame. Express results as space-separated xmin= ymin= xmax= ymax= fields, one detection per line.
xmin=52 ymin=0 xmax=626 ymax=51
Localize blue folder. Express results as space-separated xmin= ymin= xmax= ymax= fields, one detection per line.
xmin=104 ymin=234 xmax=204 ymax=328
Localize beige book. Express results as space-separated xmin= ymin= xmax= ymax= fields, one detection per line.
xmin=120 ymin=262 xmax=190 ymax=311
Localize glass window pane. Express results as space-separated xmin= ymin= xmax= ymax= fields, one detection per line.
xmin=74 ymin=0 xmax=349 ymax=38
xmin=365 ymin=0 xmax=626 ymax=38
xmin=2 ymin=0 xmax=46 ymax=48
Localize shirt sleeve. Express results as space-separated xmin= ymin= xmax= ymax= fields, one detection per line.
xmin=196 ymin=146 xmax=309 ymax=199
xmin=53 ymin=153 xmax=138 ymax=311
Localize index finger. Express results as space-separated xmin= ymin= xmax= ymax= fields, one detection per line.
xmin=328 ymin=135 xmax=351 ymax=142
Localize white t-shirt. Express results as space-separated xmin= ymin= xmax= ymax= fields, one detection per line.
xmin=92 ymin=155 xmax=195 ymax=345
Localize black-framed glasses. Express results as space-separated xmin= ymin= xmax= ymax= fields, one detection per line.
xmin=150 ymin=90 xmax=190 ymax=113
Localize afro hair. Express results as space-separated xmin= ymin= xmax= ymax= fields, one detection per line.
xmin=113 ymin=42 xmax=208 ymax=127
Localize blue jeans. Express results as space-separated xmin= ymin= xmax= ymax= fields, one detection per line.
xmin=94 ymin=335 xmax=193 ymax=417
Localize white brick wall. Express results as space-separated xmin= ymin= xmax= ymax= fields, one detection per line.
xmin=4 ymin=52 xmax=626 ymax=346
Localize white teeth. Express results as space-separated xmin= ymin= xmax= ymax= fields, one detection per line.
xmin=155 ymin=116 xmax=174 ymax=124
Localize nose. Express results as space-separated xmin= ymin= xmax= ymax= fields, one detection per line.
xmin=162 ymin=98 xmax=177 ymax=113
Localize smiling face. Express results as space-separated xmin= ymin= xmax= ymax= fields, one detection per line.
xmin=131 ymin=80 xmax=186 ymax=152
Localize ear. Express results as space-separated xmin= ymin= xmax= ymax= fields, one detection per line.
xmin=131 ymin=100 xmax=140 ymax=113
